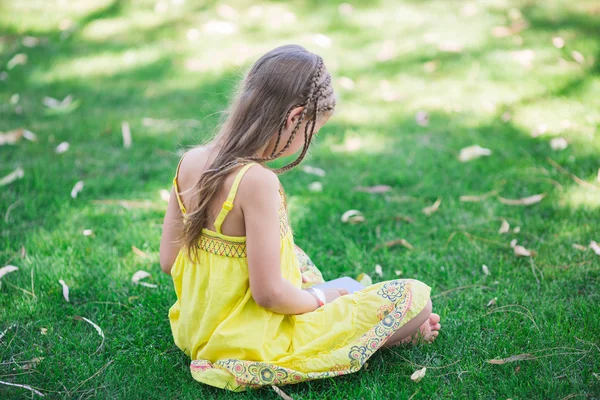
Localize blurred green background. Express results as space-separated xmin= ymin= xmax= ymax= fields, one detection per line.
xmin=1 ymin=0 xmax=599 ymax=399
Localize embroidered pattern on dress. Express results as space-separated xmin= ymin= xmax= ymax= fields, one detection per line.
xmin=197 ymin=201 xmax=290 ymax=258
xmin=189 ymin=280 xmax=413 ymax=389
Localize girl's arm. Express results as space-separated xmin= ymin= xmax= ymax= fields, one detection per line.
xmin=241 ymin=167 xmax=340 ymax=314
xmin=159 ymin=187 xmax=184 ymax=275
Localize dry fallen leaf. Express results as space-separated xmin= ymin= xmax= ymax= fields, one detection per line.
xmin=43 ymin=95 xmax=80 ymax=115
xmin=415 ymin=111 xmax=430 ymax=127
xmin=0 ymin=128 xmax=24 ymax=145
xmin=132 ymin=246 xmax=150 ymax=259
xmin=513 ymin=227 xmax=521 ymax=233
xmin=374 ymin=239 xmax=414 ymax=251
xmin=308 ymin=182 xmax=323 ymax=192
xmin=160 ymin=189 xmax=170 ymax=202
xmin=121 ymin=122 xmax=132 ymax=149
xmin=552 ymin=37 xmax=565 ymax=48
xmin=487 ymin=297 xmax=497 ymax=307
xmin=375 ymin=264 xmax=383 ymax=277
xmin=393 ymin=215 xmax=414 ymax=223
xmin=7 ymin=53 xmax=28 ymax=70
xmin=422 ymin=198 xmax=442 ymax=216
xmin=498 ymin=194 xmax=545 ymax=206
xmin=82 ymin=229 xmax=93 ymax=236
xmin=498 ymin=219 xmax=510 ymax=234
xmin=21 ymin=357 xmax=44 ymax=370
xmin=458 ymin=145 xmax=492 ymax=162
xmin=73 ymin=316 xmax=104 ymax=353
xmin=302 ymin=165 xmax=326 ymax=177
xmin=40 ymin=328 xmax=47 ymax=335
xmin=131 ymin=270 xmax=158 ymax=288
xmin=550 ymin=137 xmax=568 ymax=151
xmin=70 ymin=181 xmax=84 ymax=199
xmin=590 ymin=241 xmax=600 ymax=256
xmin=487 ymin=354 xmax=537 ymax=364
xmin=354 ymin=185 xmax=391 ymax=193
xmin=357 ymin=273 xmax=372 ymax=286
xmin=514 ymin=243 xmax=536 ymax=257
xmin=341 ymin=210 xmax=365 ymax=224
xmin=55 ymin=141 xmax=70 ymax=154
xmin=572 ymin=243 xmax=587 ymax=251
xmin=0 ymin=167 xmax=24 ymax=187
xmin=482 ymin=264 xmax=490 ymax=276
xmin=0 ymin=265 xmax=19 ymax=279
xmin=571 ymin=51 xmax=585 ymax=64
xmin=510 ymin=239 xmax=518 ymax=248
xmin=58 ymin=279 xmax=69 ymax=302
xmin=271 ymin=385 xmax=293 ymax=400
xmin=459 ymin=190 xmax=498 ymax=202
xmin=410 ymin=367 xmax=427 ymax=382
xmin=394 ymin=270 xmax=402 ymax=276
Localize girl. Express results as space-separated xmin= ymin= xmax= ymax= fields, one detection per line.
xmin=160 ymin=44 xmax=441 ymax=392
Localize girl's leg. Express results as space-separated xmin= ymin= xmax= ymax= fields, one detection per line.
xmin=383 ymin=300 xmax=441 ymax=348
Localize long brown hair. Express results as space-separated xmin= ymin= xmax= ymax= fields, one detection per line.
xmin=182 ymin=44 xmax=336 ymax=256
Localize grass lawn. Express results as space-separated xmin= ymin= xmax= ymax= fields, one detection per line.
xmin=1 ymin=0 xmax=600 ymax=398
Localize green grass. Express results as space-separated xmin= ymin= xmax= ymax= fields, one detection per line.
xmin=1 ymin=0 xmax=600 ymax=398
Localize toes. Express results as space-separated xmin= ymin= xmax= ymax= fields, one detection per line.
xmin=433 ymin=323 xmax=441 ymax=331
xmin=429 ymin=313 xmax=441 ymax=324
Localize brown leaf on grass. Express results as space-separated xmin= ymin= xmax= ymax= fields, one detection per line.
xmin=374 ymin=239 xmax=414 ymax=251
xmin=121 ymin=122 xmax=132 ymax=149
xmin=415 ymin=111 xmax=429 ymax=127
xmin=482 ymin=265 xmax=490 ymax=276
xmin=58 ymin=279 xmax=69 ymax=302
xmin=487 ymin=297 xmax=497 ymax=307
xmin=302 ymin=165 xmax=326 ymax=177
xmin=572 ymin=244 xmax=587 ymax=251
xmin=83 ymin=229 xmax=93 ymax=236
xmin=354 ymin=185 xmax=391 ymax=193
xmin=410 ymin=367 xmax=427 ymax=382
xmin=487 ymin=353 xmax=537 ymax=364
xmin=514 ymin=243 xmax=537 ymax=257
xmin=458 ymin=145 xmax=492 ymax=162
xmin=422 ymin=198 xmax=442 ymax=216
xmin=498 ymin=194 xmax=545 ymax=206
xmin=459 ymin=190 xmax=498 ymax=202
xmin=341 ymin=210 xmax=365 ymax=224
xmin=73 ymin=316 xmax=105 ymax=353
xmin=131 ymin=270 xmax=158 ymax=288
xmin=498 ymin=219 xmax=510 ymax=234
xmin=552 ymin=37 xmax=565 ymax=48
xmin=132 ymin=246 xmax=150 ymax=259
xmin=393 ymin=215 xmax=414 ymax=223
xmin=271 ymin=385 xmax=293 ymax=400
xmin=7 ymin=53 xmax=28 ymax=70
xmin=70 ymin=181 xmax=84 ymax=199
xmin=40 ymin=328 xmax=47 ymax=335
xmin=0 ymin=265 xmax=19 ymax=279
xmin=0 ymin=167 xmax=24 ymax=187
xmin=590 ymin=241 xmax=600 ymax=256
xmin=375 ymin=264 xmax=383 ymax=277
xmin=308 ymin=182 xmax=323 ymax=192
xmin=55 ymin=141 xmax=70 ymax=154
xmin=550 ymin=137 xmax=568 ymax=151
xmin=571 ymin=51 xmax=585 ymax=64
xmin=513 ymin=227 xmax=521 ymax=233
xmin=0 ymin=128 xmax=24 ymax=145
xmin=22 ymin=357 xmax=44 ymax=370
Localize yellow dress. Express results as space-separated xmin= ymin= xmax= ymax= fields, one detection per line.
xmin=168 ymin=163 xmax=432 ymax=391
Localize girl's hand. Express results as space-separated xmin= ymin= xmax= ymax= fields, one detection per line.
xmin=323 ymin=288 xmax=349 ymax=304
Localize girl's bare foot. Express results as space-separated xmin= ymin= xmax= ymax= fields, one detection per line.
xmin=400 ymin=313 xmax=441 ymax=345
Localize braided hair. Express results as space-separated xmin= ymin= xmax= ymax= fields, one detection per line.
xmin=181 ymin=45 xmax=336 ymax=257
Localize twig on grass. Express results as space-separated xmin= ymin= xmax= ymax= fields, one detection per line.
xmin=0 ymin=380 xmax=45 ymax=397
xmin=4 ymin=199 xmax=23 ymax=223
xmin=484 ymin=304 xmax=540 ymax=332
xmin=547 ymin=157 xmax=599 ymax=190
xmin=69 ymin=360 xmax=114 ymax=395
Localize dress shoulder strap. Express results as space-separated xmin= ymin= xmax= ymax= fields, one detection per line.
xmin=213 ymin=163 xmax=257 ymax=234
xmin=172 ymin=153 xmax=188 ymax=215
